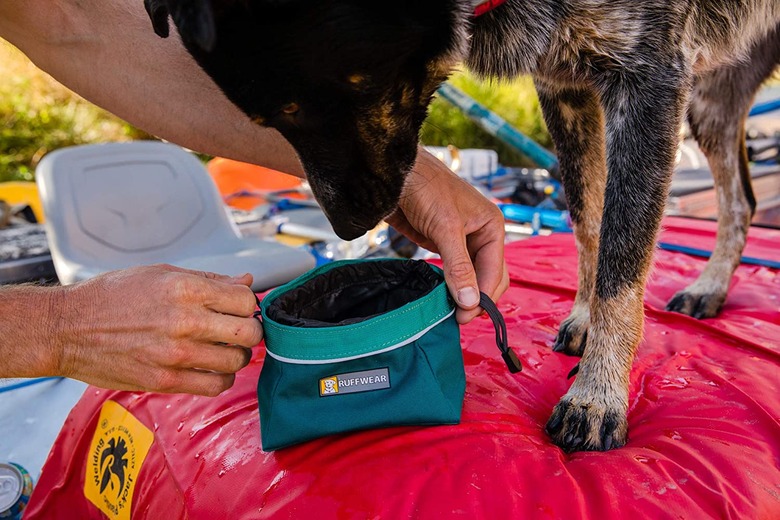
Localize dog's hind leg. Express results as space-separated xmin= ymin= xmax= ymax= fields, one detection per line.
xmin=535 ymin=81 xmax=606 ymax=356
xmin=546 ymin=62 xmax=691 ymax=452
xmin=666 ymin=27 xmax=780 ymax=319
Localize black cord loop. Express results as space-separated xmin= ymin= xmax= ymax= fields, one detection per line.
xmin=479 ymin=292 xmax=522 ymax=373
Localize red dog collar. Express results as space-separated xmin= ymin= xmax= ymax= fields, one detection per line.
xmin=472 ymin=0 xmax=507 ymax=17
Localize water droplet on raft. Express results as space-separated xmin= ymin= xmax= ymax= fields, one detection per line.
xmin=658 ymin=377 xmax=689 ymax=389
xmin=177 ymin=421 xmax=184 ymax=432
xmin=218 ymin=470 xmax=226 ymax=477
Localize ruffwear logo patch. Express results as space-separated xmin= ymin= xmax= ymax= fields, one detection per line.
xmin=84 ymin=400 xmax=154 ymax=520
xmin=319 ymin=368 xmax=391 ymax=397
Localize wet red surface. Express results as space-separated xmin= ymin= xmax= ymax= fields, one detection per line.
xmin=27 ymin=217 xmax=780 ymax=519
xmin=756 ymin=205 xmax=780 ymax=228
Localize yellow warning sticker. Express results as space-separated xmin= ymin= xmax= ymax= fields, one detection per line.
xmin=84 ymin=400 xmax=154 ymax=520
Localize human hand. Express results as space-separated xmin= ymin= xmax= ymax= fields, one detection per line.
xmin=51 ymin=264 xmax=263 ymax=396
xmin=386 ymin=147 xmax=509 ymax=324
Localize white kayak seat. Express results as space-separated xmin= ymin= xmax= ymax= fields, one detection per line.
xmin=35 ymin=141 xmax=314 ymax=291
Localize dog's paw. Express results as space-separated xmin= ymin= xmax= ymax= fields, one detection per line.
xmin=545 ymin=395 xmax=627 ymax=452
xmin=665 ymin=289 xmax=725 ymax=319
xmin=552 ymin=311 xmax=589 ymax=356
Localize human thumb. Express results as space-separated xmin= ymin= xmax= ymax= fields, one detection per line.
xmin=438 ymin=238 xmax=480 ymax=310
xmin=229 ymin=273 xmax=254 ymax=287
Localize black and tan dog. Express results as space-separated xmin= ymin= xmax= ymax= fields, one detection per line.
xmin=145 ymin=0 xmax=780 ymax=452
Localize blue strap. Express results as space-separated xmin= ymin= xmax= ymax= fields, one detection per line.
xmin=657 ymin=242 xmax=780 ymax=269
xmin=0 ymin=377 xmax=62 ymax=394
xmin=749 ymin=98 xmax=780 ymax=117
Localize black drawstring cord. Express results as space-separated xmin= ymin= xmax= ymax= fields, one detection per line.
xmin=253 ymin=293 xmax=263 ymax=321
xmin=479 ymin=292 xmax=522 ymax=373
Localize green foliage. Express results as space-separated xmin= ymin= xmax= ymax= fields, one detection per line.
xmin=421 ymin=70 xmax=551 ymax=166
xmin=0 ymin=93 xmax=150 ymax=182
xmin=0 ymin=41 xmax=152 ymax=183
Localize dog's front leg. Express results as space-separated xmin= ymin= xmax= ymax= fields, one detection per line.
xmin=546 ymin=65 xmax=691 ymax=452
xmin=535 ymin=82 xmax=606 ymax=356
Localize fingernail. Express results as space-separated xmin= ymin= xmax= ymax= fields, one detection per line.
xmin=231 ymin=273 xmax=250 ymax=281
xmin=457 ymin=287 xmax=479 ymax=307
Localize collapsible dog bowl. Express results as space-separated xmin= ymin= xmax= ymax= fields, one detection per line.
xmin=257 ymin=258 xmax=520 ymax=451
xmin=257 ymin=258 xmax=465 ymax=450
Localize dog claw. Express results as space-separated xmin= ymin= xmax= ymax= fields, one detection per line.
xmin=666 ymin=290 xmax=725 ymax=319
xmin=552 ymin=320 xmax=588 ymax=356
xmin=665 ymin=294 xmax=684 ymax=312
xmin=546 ymin=410 xmax=564 ymax=434
xmin=547 ymin=397 xmax=627 ymax=452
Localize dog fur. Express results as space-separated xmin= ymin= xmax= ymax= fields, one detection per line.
xmin=466 ymin=1 xmax=780 ymax=451
xmin=145 ymin=0 xmax=780 ymax=452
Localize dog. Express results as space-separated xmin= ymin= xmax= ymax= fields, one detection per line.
xmin=144 ymin=0 xmax=780 ymax=452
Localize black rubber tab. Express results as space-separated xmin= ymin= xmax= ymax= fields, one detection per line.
xmin=502 ymin=349 xmax=523 ymax=374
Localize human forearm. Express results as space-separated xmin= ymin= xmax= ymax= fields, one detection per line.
xmin=0 ymin=285 xmax=64 ymax=379
xmin=0 ymin=0 xmax=305 ymax=176
xmin=0 ymin=266 xmax=262 ymax=394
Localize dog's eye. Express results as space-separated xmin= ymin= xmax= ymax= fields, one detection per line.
xmin=348 ymin=74 xmax=368 ymax=86
xmin=281 ymin=103 xmax=299 ymax=115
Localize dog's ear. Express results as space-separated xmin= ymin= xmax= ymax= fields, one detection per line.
xmin=144 ymin=0 xmax=172 ymax=38
xmin=143 ymin=0 xmax=216 ymax=52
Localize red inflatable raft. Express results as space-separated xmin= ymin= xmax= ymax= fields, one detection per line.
xmin=26 ymin=217 xmax=780 ymax=519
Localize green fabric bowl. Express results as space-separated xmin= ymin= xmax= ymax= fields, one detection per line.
xmin=258 ymin=258 xmax=465 ymax=451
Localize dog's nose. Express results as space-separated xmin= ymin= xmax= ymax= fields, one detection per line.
xmin=310 ymin=180 xmax=401 ymax=241
xmin=330 ymin=219 xmax=372 ymax=241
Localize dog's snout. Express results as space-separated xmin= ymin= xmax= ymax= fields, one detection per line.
xmin=329 ymin=218 xmax=374 ymax=241
xmin=308 ymin=172 xmax=403 ymax=241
